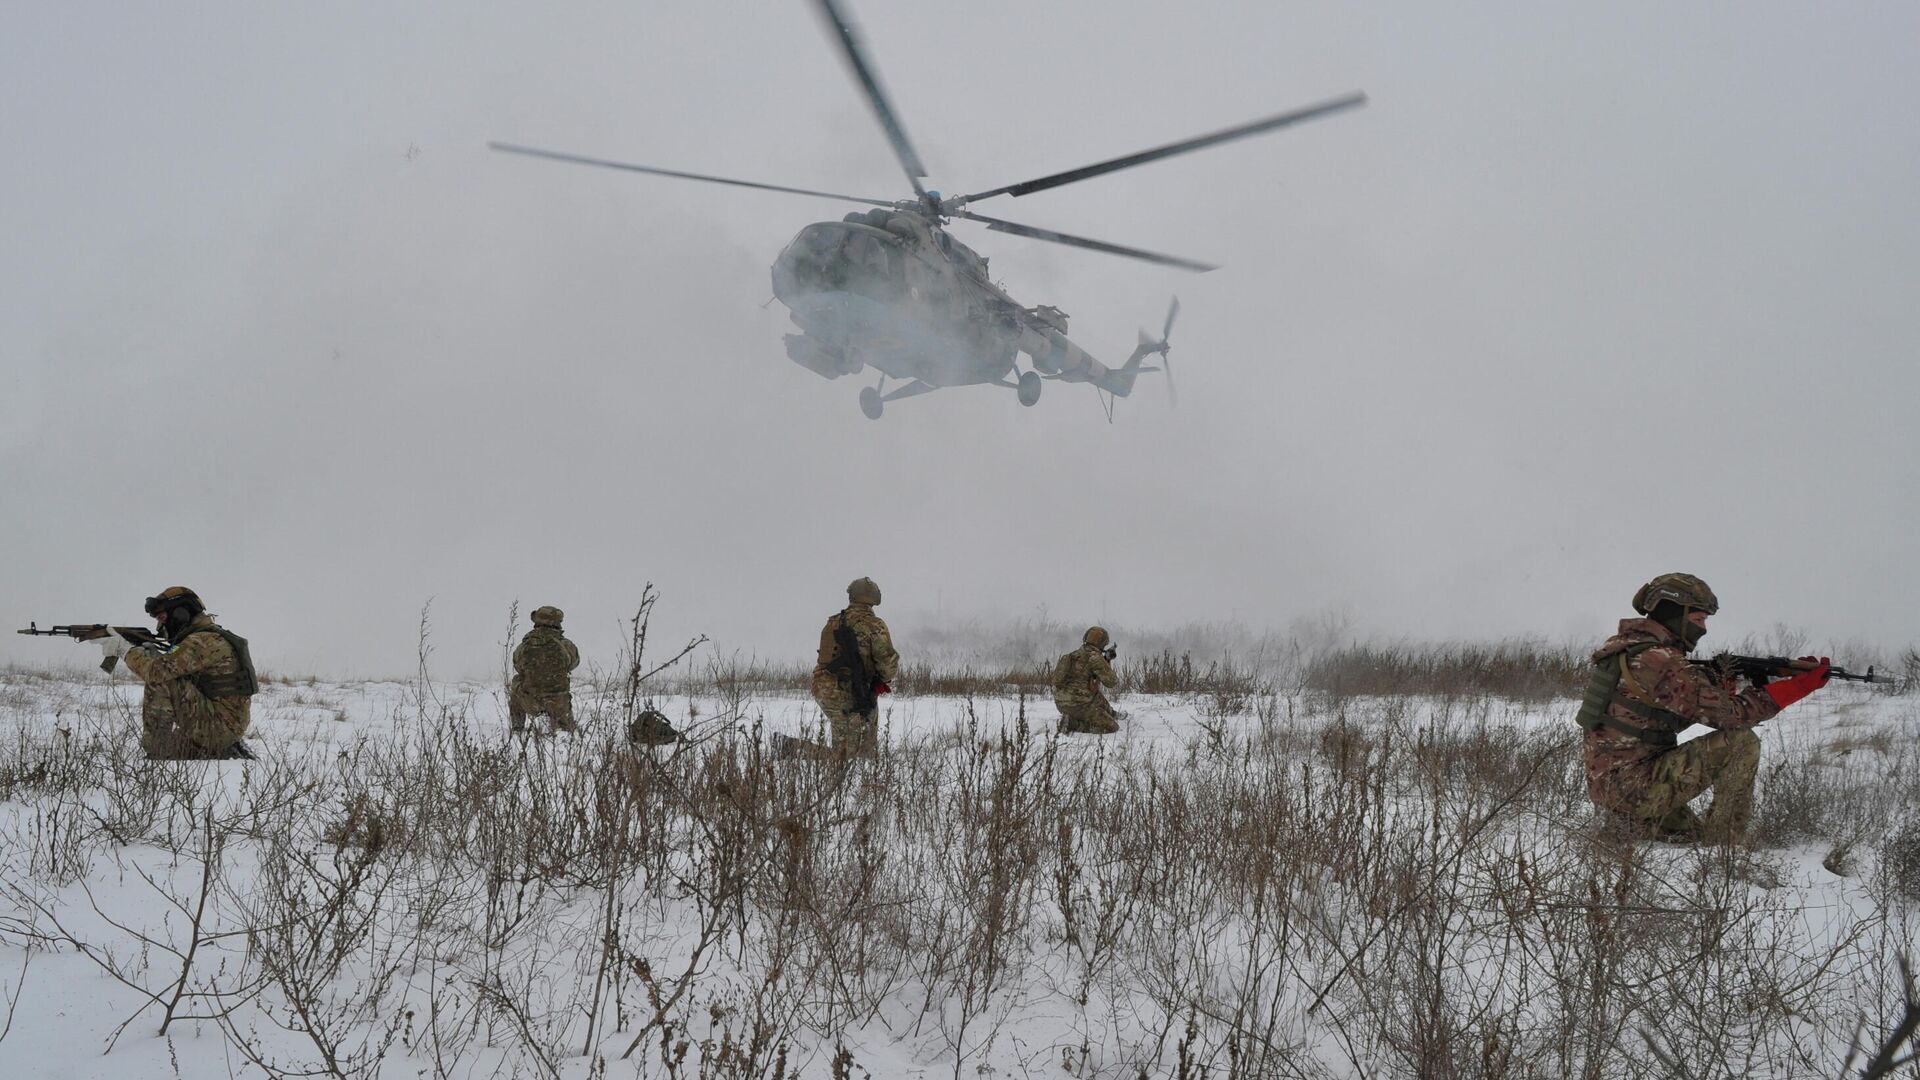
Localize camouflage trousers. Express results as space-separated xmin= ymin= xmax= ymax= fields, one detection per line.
xmin=809 ymin=679 xmax=878 ymax=755
xmin=509 ymin=685 xmax=577 ymax=734
xmin=774 ymin=718 xmax=876 ymax=762
xmin=1056 ymin=697 xmax=1119 ymax=735
xmin=142 ymin=681 xmax=247 ymax=760
xmin=1624 ymin=728 xmax=1762 ymax=843
xmin=819 ymin=704 xmax=878 ymax=756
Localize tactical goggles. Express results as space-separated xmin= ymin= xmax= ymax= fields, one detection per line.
xmin=145 ymin=593 xmax=197 ymax=617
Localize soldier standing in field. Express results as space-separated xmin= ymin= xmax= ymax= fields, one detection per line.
xmin=1579 ymin=573 xmax=1831 ymax=844
xmin=1053 ymin=626 xmax=1121 ymax=735
xmin=92 ymin=586 xmax=257 ymax=759
xmin=509 ymin=606 xmax=582 ymax=734
xmin=789 ymin=577 xmax=898 ymax=758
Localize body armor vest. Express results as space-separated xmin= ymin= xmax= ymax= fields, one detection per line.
xmin=175 ymin=626 xmax=260 ymax=699
xmin=516 ymin=630 xmax=574 ymax=689
xmin=1573 ymin=642 xmax=1686 ymax=748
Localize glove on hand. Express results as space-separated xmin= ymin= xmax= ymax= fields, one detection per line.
xmin=1764 ymin=657 xmax=1831 ymax=710
xmin=97 ymin=630 xmax=135 ymax=661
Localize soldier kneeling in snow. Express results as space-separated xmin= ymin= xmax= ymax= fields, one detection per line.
xmin=94 ymin=586 xmax=257 ymax=760
xmin=510 ymin=606 xmax=581 ymax=735
xmin=1054 ymin=627 xmax=1120 ymax=735
xmin=1579 ymin=573 xmax=1830 ymax=845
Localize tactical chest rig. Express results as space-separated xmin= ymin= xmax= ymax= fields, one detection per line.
xmin=1573 ymin=643 xmax=1690 ymax=749
xmin=172 ymin=626 xmax=260 ymax=699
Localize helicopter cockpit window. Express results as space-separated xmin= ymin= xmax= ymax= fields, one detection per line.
xmin=785 ymin=226 xmax=904 ymax=301
xmin=791 ymin=228 xmax=850 ymax=292
xmin=840 ymin=233 xmax=898 ymax=296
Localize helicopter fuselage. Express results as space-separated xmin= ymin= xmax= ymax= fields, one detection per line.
xmin=771 ymin=208 xmax=1147 ymax=402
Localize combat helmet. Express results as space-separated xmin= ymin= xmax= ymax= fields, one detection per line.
xmin=1631 ymin=573 xmax=1719 ymax=617
xmin=1083 ymin=626 xmax=1110 ymax=648
xmin=628 ymin=707 xmax=680 ymax=746
xmin=145 ymin=586 xmax=204 ymax=619
xmin=847 ymin=577 xmax=882 ymax=605
xmin=531 ymin=605 xmax=565 ymax=627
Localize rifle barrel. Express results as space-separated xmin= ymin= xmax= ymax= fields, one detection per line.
xmin=1693 ymin=653 xmax=1895 ymax=685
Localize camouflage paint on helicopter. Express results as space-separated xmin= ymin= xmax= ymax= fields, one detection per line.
xmin=493 ymin=0 xmax=1363 ymax=419
xmin=772 ymin=204 xmax=1168 ymax=418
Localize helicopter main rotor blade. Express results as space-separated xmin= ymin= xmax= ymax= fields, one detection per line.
xmin=952 ymin=92 xmax=1366 ymax=205
xmin=812 ymin=0 xmax=930 ymax=199
xmin=1162 ymin=295 xmax=1181 ymax=341
xmin=955 ymin=211 xmax=1216 ymax=272
xmin=489 ymin=142 xmax=896 ymax=207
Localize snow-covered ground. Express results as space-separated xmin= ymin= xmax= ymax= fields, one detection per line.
xmin=1 ymin=668 xmax=1915 ymax=1078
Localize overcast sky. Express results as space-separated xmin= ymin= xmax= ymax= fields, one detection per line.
xmin=4 ymin=2 xmax=1915 ymax=678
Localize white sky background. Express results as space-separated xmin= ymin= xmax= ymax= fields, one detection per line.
xmin=3 ymin=2 xmax=1915 ymax=678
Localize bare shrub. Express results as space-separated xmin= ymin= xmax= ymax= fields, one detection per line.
xmin=2 ymin=626 xmax=1914 ymax=1078
xmin=1879 ymin=821 xmax=1920 ymax=903
xmin=1127 ymin=649 xmax=1203 ymax=694
xmin=893 ymin=661 xmax=1050 ymax=696
xmin=1304 ymin=640 xmax=1587 ymax=703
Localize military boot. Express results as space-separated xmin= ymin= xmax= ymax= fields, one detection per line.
xmin=1595 ymin=807 xmax=1699 ymax=846
xmin=1651 ymin=805 xmax=1704 ymax=845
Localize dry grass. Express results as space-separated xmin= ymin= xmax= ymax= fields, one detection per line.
xmin=1301 ymin=640 xmax=1588 ymax=704
xmin=0 ymin=625 xmax=1917 ymax=1078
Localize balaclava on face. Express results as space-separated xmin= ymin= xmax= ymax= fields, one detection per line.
xmin=1652 ymin=601 xmax=1707 ymax=652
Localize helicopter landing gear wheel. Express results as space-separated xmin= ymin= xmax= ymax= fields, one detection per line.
xmin=1017 ymin=370 xmax=1042 ymax=407
xmin=859 ymin=386 xmax=884 ymax=420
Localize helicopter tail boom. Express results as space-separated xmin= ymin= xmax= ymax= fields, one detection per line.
xmin=1026 ymin=296 xmax=1177 ymax=399
xmin=1017 ymin=325 xmax=1160 ymax=398
xmin=1093 ymin=337 xmax=1164 ymax=398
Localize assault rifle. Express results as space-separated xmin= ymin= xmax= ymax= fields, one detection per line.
xmin=1694 ymin=652 xmax=1893 ymax=686
xmin=17 ymin=623 xmax=164 ymax=674
xmin=825 ymin=616 xmax=878 ymax=718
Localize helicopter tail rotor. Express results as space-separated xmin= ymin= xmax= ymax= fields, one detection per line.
xmin=1159 ymin=296 xmax=1180 ymax=406
xmin=1133 ymin=296 xmax=1180 ymax=406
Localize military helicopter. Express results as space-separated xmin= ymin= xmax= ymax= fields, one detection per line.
xmin=492 ymin=0 xmax=1363 ymax=419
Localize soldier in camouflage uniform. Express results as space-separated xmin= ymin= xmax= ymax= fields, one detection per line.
xmin=509 ymin=606 xmax=582 ymax=734
xmin=1580 ymin=573 xmax=1831 ymax=844
xmin=801 ymin=577 xmax=899 ymax=756
xmin=1053 ymin=626 xmax=1121 ymax=735
xmin=100 ymin=586 xmax=257 ymax=760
